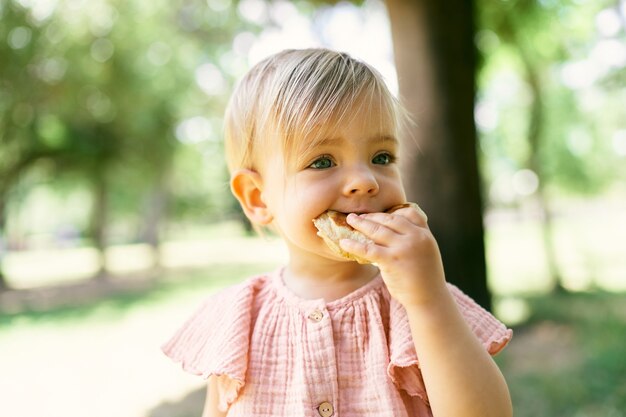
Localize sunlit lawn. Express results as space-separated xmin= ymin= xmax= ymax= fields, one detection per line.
xmin=1 ymin=221 xmax=288 ymax=290
xmin=496 ymin=292 xmax=626 ymax=417
xmin=1 ymin=201 xmax=625 ymax=417
xmin=0 ymin=262 xmax=286 ymax=417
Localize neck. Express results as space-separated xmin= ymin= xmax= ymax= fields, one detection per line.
xmin=283 ymin=255 xmax=379 ymax=301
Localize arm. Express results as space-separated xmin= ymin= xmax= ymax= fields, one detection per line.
xmin=341 ymin=209 xmax=512 ymax=417
xmin=202 ymin=376 xmax=228 ymax=417
xmin=404 ymin=289 xmax=512 ymax=416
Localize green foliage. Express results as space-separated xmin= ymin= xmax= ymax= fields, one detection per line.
xmin=0 ymin=0 xmax=260 ymax=243
xmin=2 ymin=0 xmax=624 ymax=248
xmin=476 ymin=0 xmax=626 ymax=203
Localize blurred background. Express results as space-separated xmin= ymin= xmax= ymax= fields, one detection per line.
xmin=0 ymin=0 xmax=625 ymax=416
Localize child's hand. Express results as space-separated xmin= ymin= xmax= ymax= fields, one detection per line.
xmin=340 ymin=206 xmax=447 ymax=308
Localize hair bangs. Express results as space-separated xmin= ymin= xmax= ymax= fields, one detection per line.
xmin=224 ymin=49 xmax=408 ymax=173
xmin=270 ymin=52 xmax=398 ymax=169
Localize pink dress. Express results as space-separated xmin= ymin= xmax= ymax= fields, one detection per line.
xmin=162 ymin=268 xmax=512 ymax=417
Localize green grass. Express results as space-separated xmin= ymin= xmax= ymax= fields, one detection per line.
xmin=2 ymin=261 xmax=624 ymax=417
xmin=495 ymin=292 xmax=626 ymax=417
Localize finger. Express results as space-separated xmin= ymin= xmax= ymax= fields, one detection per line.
xmin=353 ymin=212 xmax=418 ymax=235
xmin=346 ymin=213 xmax=397 ymax=244
xmin=415 ymin=204 xmax=428 ymax=222
xmin=390 ymin=206 xmax=428 ymax=227
xmin=339 ymin=238 xmax=384 ymax=264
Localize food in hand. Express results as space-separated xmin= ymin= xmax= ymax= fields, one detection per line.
xmin=313 ymin=202 xmax=422 ymax=264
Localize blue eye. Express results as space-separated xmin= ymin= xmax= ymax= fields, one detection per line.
xmin=372 ymin=152 xmax=395 ymax=165
xmin=309 ymin=156 xmax=335 ymax=169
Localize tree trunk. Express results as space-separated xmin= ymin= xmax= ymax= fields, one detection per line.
xmin=0 ymin=268 xmax=7 ymax=291
xmin=514 ymin=35 xmax=566 ymax=294
xmin=137 ymin=178 xmax=168 ymax=270
xmin=385 ymin=0 xmax=491 ymax=309
xmin=90 ymin=171 xmax=109 ymax=279
xmin=0 ymin=200 xmax=8 ymax=291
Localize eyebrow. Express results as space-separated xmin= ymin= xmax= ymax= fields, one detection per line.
xmin=316 ymin=135 xmax=399 ymax=147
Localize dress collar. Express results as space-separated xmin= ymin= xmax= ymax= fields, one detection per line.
xmin=270 ymin=267 xmax=384 ymax=311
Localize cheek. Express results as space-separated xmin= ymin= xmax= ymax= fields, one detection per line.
xmin=279 ymin=202 xmax=322 ymax=246
xmin=292 ymin=177 xmax=336 ymax=209
xmin=287 ymin=185 xmax=334 ymax=234
xmin=381 ymin=174 xmax=406 ymax=198
xmin=396 ymin=184 xmax=407 ymax=200
xmin=290 ymin=194 xmax=330 ymax=226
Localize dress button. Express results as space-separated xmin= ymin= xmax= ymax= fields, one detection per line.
xmin=308 ymin=309 xmax=324 ymax=322
xmin=317 ymin=401 xmax=334 ymax=417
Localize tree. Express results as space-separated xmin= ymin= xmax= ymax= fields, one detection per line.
xmin=0 ymin=0 xmax=250 ymax=288
xmin=0 ymin=3 xmax=59 ymax=289
xmin=480 ymin=0 xmax=566 ymax=293
xmin=477 ymin=0 xmax=625 ymax=292
xmin=385 ymin=0 xmax=491 ymax=308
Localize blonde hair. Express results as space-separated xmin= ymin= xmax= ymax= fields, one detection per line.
xmin=224 ymin=48 xmax=407 ymax=173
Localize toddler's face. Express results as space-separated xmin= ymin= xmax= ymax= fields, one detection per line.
xmin=259 ymin=99 xmax=407 ymax=264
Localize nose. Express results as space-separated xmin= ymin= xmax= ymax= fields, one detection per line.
xmin=343 ymin=165 xmax=380 ymax=196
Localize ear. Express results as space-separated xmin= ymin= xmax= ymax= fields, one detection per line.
xmin=230 ymin=169 xmax=273 ymax=225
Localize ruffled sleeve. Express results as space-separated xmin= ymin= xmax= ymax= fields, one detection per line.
xmin=446 ymin=284 xmax=513 ymax=354
xmin=161 ymin=279 xmax=259 ymax=411
xmin=387 ymin=283 xmax=513 ymax=405
xmin=386 ymin=296 xmax=428 ymax=402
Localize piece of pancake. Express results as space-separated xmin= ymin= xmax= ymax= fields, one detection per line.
xmin=313 ymin=211 xmax=373 ymax=264
xmin=312 ymin=202 xmax=424 ymax=264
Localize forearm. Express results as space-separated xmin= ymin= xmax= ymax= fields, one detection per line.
xmin=202 ymin=376 xmax=228 ymax=417
xmin=405 ymin=291 xmax=512 ymax=417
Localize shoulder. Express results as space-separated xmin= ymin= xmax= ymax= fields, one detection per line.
xmin=387 ymin=282 xmax=513 ymax=354
xmin=161 ymin=271 xmax=279 ymax=412
xmin=445 ymin=283 xmax=513 ymax=354
xmin=161 ymin=271 xmax=275 ymax=377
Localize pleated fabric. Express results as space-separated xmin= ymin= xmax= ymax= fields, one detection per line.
xmin=162 ymin=269 xmax=512 ymax=416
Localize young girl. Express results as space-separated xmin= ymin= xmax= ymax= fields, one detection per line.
xmin=162 ymin=48 xmax=513 ymax=417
